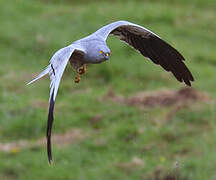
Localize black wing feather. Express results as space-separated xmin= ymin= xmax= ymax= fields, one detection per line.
xmin=111 ymin=25 xmax=194 ymax=86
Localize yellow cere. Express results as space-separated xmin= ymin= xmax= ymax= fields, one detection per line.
xmin=99 ymin=50 xmax=103 ymax=54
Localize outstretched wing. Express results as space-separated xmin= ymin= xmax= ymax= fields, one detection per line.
xmin=94 ymin=21 xmax=194 ymax=86
xmin=27 ymin=45 xmax=85 ymax=164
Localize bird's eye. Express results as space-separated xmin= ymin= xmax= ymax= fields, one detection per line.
xmin=99 ymin=50 xmax=103 ymax=54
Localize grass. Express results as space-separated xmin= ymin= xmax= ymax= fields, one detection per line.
xmin=0 ymin=0 xmax=216 ymax=179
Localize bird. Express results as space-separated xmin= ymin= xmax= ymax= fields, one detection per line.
xmin=27 ymin=20 xmax=194 ymax=164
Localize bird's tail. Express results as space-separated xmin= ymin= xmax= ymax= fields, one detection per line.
xmin=27 ymin=65 xmax=50 ymax=85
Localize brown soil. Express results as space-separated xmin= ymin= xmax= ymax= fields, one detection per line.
xmin=105 ymin=87 xmax=210 ymax=108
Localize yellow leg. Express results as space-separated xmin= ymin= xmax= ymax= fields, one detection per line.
xmin=74 ymin=73 xmax=81 ymax=83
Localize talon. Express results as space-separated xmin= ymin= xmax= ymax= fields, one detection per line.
xmin=75 ymin=73 xmax=81 ymax=83
xmin=78 ymin=64 xmax=86 ymax=75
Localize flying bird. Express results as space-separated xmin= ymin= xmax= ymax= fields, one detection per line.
xmin=27 ymin=20 xmax=194 ymax=164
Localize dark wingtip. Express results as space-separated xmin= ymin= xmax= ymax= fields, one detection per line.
xmin=190 ymin=74 xmax=195 ymax=82
xmin=47 ymin=132 xmax=53 ymax=165
xmin=184 ymin=80 xmax=191 ymax=87
xmin=47 ymin=91 xmax=55 ymax=164
xmin=182 ymin=63 xmax=194 ymax=87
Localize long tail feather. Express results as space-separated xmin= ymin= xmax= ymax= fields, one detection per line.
xmin=27 ymin=65 xmax=50 ymax=85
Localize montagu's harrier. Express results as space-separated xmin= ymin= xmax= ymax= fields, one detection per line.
xmin=27 ymin=20 xmax=194 ymax=164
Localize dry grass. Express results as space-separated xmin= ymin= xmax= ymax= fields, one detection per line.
xmin=0 ymin=128 xmax=86 ymax=153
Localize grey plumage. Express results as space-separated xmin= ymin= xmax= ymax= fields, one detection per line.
xmin=27 ymin=20 xmax=194 ymax=163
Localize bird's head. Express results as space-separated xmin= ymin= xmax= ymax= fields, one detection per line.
xmin=95 ymin=44 xmax=111 ymax=63
xmin=84 ymin=43 xmax=111 ymax=64
xmin=98 ymin=48 xmax=111 ymax=61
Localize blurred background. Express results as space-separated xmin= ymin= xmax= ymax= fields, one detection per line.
xmin=0 ymin=0 xmax=216 ymax=179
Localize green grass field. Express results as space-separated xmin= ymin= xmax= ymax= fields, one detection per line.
xmin=0 ymin=0 xmax=216 ymax=179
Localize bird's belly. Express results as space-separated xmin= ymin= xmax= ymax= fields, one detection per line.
xmin=69 ymin=55 xmax=85 ymax=71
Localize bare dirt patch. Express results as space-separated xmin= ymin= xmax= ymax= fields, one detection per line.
xmin=0 ymin=128 xmax=86 ymax=153
xmin=104 ymin=87 xmax=210 ymax=108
